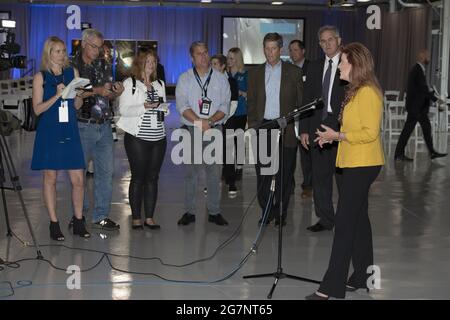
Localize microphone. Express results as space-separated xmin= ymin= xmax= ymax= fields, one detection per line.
xmin=292 ymin=97 xmax=323 ymax=114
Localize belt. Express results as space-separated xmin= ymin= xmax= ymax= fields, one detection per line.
xmin=78 ymin=118 xmax=107 ymax=125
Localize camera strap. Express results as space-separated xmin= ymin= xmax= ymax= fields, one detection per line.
xmin=131 ymin=76 xmax=137 ymax=95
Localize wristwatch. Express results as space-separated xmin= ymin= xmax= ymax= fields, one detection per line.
xmin=207 ymin=119 xmax=215 ymax=127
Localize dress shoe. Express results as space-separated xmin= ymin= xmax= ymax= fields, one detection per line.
xmin=177 ymin=212 xmax=195 ymax=225
xmin=301 ymin=188 xmax=313 ymax=198
xmin=306 ymin=222 xmax=332 ymax=232
xmin=346 ymin=285 xmax=370 ymax=293
xmin=275 ymin=217 xmax=287 ymax=227
xmin=430 ymin=151 xmax=447 ymax=159
xmin=208 ymin=214 xmax=228 ymax=226
xmin=394 ymin=154 xmax=413 ymax=162
xmin=144 ymin=222 xmax=161 ymax=230
xmin=305 ymin=292 xmax=329 ymax=300
xmin=132 ymin=224 xmax=144 ymax=230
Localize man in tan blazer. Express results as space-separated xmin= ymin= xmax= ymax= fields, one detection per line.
xmin=247 ymin=32 xmax=303 ymax=226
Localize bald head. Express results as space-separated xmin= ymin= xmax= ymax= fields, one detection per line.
xmin=418 ymin=49 xmax=430 ymax=65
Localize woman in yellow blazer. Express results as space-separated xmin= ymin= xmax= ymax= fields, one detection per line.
xmin=306 ymin=42 xmax=384 ymax=300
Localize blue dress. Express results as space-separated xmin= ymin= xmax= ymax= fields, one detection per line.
xmin=31 ymin=67 xmax=85 ymax=170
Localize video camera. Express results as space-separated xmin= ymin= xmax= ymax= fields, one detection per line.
xmin=0 ymin=19 xmax=27 ymax=71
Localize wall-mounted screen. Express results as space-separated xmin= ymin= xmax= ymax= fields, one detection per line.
xmin=222 ymin=17 xmax=305 ymax=65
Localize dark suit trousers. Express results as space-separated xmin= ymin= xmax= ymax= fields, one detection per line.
xmin=310 ymin=142 xmax=340 ymax=229
xmin=299 ymin=142 xmax=313 ymax=188
xmin=395 ymin=110 xmax=434 ymax=156
xmin=255 ymin=128 xmax=297 ymax=220
xmin=319 ymin=166 xmax=381 ymax=298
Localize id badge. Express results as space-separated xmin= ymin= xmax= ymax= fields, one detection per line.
xmin=59 ymin=100 xmax=69 ymax=123
xmin=200 ymin=97 xmax=212 ymax=116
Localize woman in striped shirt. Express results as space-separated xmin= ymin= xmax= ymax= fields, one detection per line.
xmin=117 ymin=50 xmax=168 ymax=230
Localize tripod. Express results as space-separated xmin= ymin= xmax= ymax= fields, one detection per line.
xmin=244 ymin=99 xmax=322 ymax=299
xmin=0 ymin=134 xmax=43 ymax=261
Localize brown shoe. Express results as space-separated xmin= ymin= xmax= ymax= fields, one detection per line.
xmin=301 ymin=189 xmax=313 ymax=198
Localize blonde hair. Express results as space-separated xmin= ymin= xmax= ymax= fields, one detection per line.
xmin=227 ymin=47 xmax=245 ymax=72
xmin=40 ymin=36 xmax=69 ymax=71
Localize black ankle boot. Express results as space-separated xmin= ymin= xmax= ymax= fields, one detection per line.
xmin=73 ymin=217 xmax=91 ymax=238
xmin=49 ymin=221 xmax=65 ymax=241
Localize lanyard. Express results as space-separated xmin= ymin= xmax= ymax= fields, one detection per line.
xmin=50 ymin=68 xmax=65 ymax=101
xmin=193 ymin=68 xmax=213 ymax=98
xmin=50 ymin=68 xmax=65 ymax=85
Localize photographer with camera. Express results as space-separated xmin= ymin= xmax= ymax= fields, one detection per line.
xmin=70 ymin=28 xmax=124 ymax=231
xmin=117 ymin=50 xmax=167 ymax=230
xmin=31 ymin=36 xmax=90 ymax=241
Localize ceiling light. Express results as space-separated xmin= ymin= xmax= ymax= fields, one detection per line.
xmin=201 ymin=0 xmax=212 ymax=3
xmin=341 ymin=0 xmax=355 ymax=6
xmin=271 ymin=1 xmax=284 ymax=5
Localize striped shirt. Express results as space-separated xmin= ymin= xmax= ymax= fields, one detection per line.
xmin=136 ymin=88 xmax=166 ymax=141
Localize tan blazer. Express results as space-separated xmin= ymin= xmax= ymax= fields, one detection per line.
xmin=247 ymin=61 xmax=303 ymax=148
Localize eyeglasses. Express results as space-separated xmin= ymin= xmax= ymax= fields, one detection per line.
xmin=86 ymin=41 xmax=103 ymax=52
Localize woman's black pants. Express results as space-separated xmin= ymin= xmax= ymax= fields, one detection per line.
xmin=124 ymin=133 xmax=166 ymax=220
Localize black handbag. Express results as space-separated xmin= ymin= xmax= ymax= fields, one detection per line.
xmin=21 ymin=97 xmax=39 ymax=131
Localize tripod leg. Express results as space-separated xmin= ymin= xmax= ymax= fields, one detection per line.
xmin=0 ymin=136 xmax=43 ymax=259
xmin=267 ymin=276 xmax=280 ymax=299
xmin=1 ymin=182 xmax=13 ymax=237
xmin=0 ymin=151 xmax=13 ymax=236
xmin=243 ymin=272 xmax=276 ymax=280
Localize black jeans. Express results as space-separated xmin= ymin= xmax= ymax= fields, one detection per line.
xmin=319 ymin=165 xmax=381 ymax=298
xmin=222 ymin=115 xmax=247 ymax=186
xmin=124 ymin=133 xmax=166 ymax=220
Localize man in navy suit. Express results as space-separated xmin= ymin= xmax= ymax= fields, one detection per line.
xmin=289 ymin=39 xmax=313 ymax=199
xmin=299 ymin=26 xmax=346 ymax=232
xmin=394 ymin=49 xmax=447 ymax=161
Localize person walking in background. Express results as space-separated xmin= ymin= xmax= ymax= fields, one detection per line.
xmin=394 ymin=49 xmax=447 ymax=161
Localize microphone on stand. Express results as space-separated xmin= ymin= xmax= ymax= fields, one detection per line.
xmin=292 ymin=97 xmax=323 ymax=114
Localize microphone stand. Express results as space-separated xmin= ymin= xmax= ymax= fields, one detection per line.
xmin=243 ymin=98 xmax=323 ymax=299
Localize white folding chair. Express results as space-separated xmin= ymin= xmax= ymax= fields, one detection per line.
xmin=387 ymin=100 xmax=406 ymax=141
xmin=383 ymin=90 xmax=401 ymax=132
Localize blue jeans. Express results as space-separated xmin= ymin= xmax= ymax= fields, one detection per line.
xmin=78 ymin=121 xmax=114 ymax=223
xmin=183 ymin=125 xmax=221 ymax=216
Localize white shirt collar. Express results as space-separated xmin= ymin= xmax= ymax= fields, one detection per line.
xmin=295 ymin=58 xmax=305 ymax=68
xmin=326 ymin=52 xmax=341 ymax=65
xmin=418 ymin=62 xmax=426 ymax=73
xmin=266 ymin=60 xmax=282 ymax=70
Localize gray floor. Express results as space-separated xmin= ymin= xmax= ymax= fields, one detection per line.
xmin=1 ymin=107 xmax=450 ymax=300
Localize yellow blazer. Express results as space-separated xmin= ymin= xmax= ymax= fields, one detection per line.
xmin=336 ymin=86 xmax=385 ymax=168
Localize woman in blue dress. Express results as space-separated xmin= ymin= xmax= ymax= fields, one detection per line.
xmin=31 ymin=36 xmax=90 ymax=241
